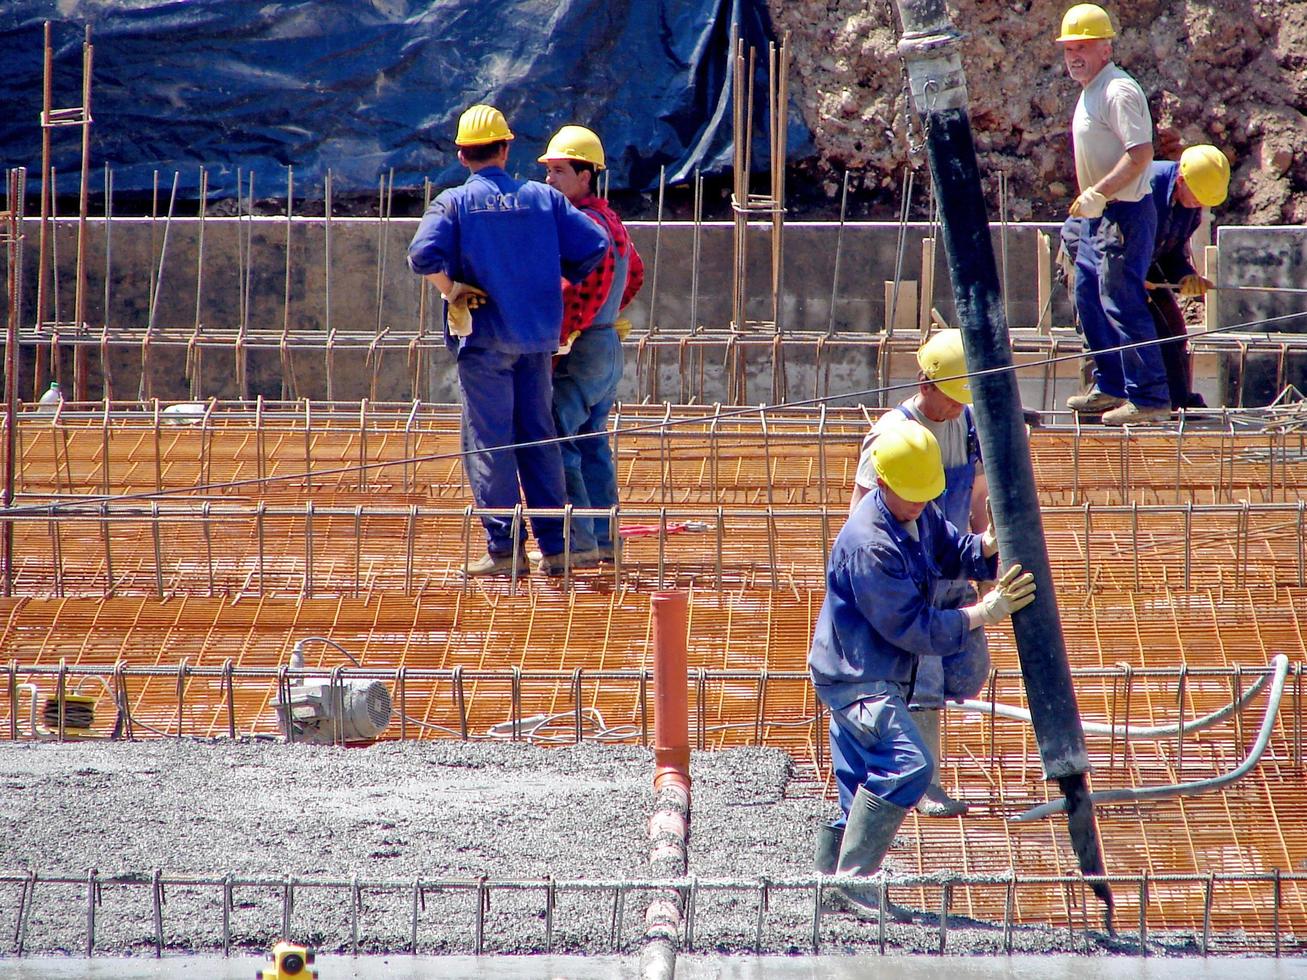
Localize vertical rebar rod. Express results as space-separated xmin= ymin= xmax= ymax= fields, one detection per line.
xmin=35 ymin=23 xmax=53 ymax=399
xmin=826 ymin=171 xmax=850 ymax=336
xmin=648 ymin=166 xmax=665 ymax=334
xmin=72 ymin=26 xmax=93 ymax=401
xmin=3 ymin=169 xmax=25 ymax=597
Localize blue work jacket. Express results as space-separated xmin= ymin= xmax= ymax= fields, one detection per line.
xmin=808 ymin=488 xmax=998 ymax=711
xmin=1147 ymin=160 xmax=1201 ymax=284
xmin=407 ymin=167 xmax=608 ymax=354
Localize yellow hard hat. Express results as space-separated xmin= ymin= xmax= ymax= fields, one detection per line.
xmin=455 ymin=105 xmax=515 ymax=147
xmin=1056 ymin=4 xmax=1115 ymax=42
xmin=1179 ymin=144 xmax=1231 ymax=207
xmin=538 ymin=125 xmax=605 ymax=170
xmin=872 ymin=420 xmax=945 ymax=504
xmin=917 ymin=329 xmax=973 ymax=405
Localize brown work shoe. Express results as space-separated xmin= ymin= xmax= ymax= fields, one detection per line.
xmin=536 ymin=549 xmax=600 ymax=576
xmin=1100 ymin=401 xmax=1172 ymax=426
xmin=1066 ymin=387 xmax=1126 ymax=413
xmin=463 ymin=552 xmax=518 ymax=577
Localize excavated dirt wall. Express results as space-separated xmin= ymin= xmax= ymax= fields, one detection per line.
xmin=770 ymin=1 xmax=1307 ymax=224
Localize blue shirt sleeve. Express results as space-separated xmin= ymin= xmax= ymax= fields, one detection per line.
xmin=407 ymin=193 xmax=459 ymax=278
xmin=848 ymin=542 xmax=969 ymax=660
xmin=553 ymin=190 xmax=609 ymax=284
xmin=929 ymin=506 xmax=998 ymax=583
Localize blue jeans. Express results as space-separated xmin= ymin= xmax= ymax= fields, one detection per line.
xmin=552 ymin=326 xmax=623 ymax=552
xmin=1072 ymin=200 xmax=1169 ymax=408
xmin=827 ymin=682 xmax=934 ymax=825
xmin=457 ymin=347 xmax=567 ymax=557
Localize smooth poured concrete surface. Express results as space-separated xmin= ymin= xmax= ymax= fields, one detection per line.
xmin=1 ymin=954 xmax=1304 ymax=979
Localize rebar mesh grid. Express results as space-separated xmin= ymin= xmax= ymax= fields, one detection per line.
xmin=11 ymin=401 xmax=1307 ymax=509
xmin=2 ymin=869 xmax=1304 ymax=957
xmin=2 ymin=500 xmax=1305 ymax=598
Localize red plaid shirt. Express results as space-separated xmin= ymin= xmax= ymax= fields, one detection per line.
xmin=560 ymin=195 xmax=645 ymax=342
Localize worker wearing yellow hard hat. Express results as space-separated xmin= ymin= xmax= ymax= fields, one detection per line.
xmin=1138 ymin=144 xmax=1232 ymax=410
xmin=407 ymin=104 xmax=609 ymax=578
xmin=808 ymin=419 xmax=1035 ymax=920
xmin=536 ymin=124 xmax=645 ymax=566
xmin=1058 ymin=4 xmax=1171 ymax=426
xmin=849 ymin=329 xmax=989 ymax=819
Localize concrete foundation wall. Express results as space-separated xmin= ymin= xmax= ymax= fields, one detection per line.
xmin=2 ymin=217 xmax=1301 ymax=406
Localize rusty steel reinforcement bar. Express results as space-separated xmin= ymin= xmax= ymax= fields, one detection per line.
xmin=5 ymin=499 xmax=1306 ymax=599
xmin=4 ymin=661 xmax=1298 ymax=755
xmin=1 ymin=870 xmax=1304 ymax=958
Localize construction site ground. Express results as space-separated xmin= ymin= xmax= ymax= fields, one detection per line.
xmin=2 ymin=739 xmax=1302 ymax=966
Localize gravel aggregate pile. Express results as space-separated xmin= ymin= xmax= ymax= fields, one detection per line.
xmin=0 ymin=740 xmax=1203 ymax=958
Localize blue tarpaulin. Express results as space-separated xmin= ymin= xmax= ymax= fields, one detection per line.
xmin=0 ymin=0 xmax=811 ymax=198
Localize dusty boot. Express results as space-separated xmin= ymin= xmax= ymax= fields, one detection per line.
xmin=833 ymin=787 xmax=915 ymax=923
xmin=814 ymin=822 xmax=843 ymax=874
xmin=914 ymin=709 xmax=969 ymax=818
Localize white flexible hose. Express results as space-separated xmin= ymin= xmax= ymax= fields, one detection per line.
xmin=954 ymin=662 xmax=1277 ymax=739
xmin=1009 ymin=654 xmax=1290 ymax=821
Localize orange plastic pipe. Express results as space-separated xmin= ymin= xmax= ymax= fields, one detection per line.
xmin=651 ymin=591 xmax=690 ymax=796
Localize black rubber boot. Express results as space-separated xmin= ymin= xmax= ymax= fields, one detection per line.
xmin=914 ymin=709 xmax=969 ymax=818
xmin=814 ymin=822 xmax=843 ymax=873
xmin=833 ymin=786 xmax=915 ymax=923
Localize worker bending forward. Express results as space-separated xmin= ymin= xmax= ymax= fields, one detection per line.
xmin=407 ymin=105 xmax=608 ymax=577
xmin=1143 ymin=144 xmax=1230 ymax=409
xmin=808 ymin=421 xmax=1036 ymax=919
xmin=539 ymin=125 xmax=645 ymax=564
xmin=849 ymin=330 xmax=987 ymax=818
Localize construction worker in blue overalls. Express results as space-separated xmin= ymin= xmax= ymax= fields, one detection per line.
xmin=811 ymin=420 xmax=1035 ymax=920
xmin=849 ymin=330 xmax=989 ymax=818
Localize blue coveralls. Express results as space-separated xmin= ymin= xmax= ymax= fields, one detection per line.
xmin=1071 ymin=196 xmax=1169 ymax=409
xmin=808 ymin=490 xmax=997 ymax=824
xmin=407 ymin=167 xmax=608 ymax=557
xmin=1145 ymin=160 xmax=1204 ymax=409
xmin=891 ymin=406 xmax=989 ymax=710
xmin=551 ymin=208 xmax=632 ymax=553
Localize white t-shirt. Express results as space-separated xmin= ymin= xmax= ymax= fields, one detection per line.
xmin=1072 ymin=62 xmax=1152 ymax=203
xmin=854 ymin=398 xmax=977 ymax=491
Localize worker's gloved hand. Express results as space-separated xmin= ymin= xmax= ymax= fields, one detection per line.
xmin=1179 ymin=274 xmax=1213 ymax=298
xmin=442 ymin=282 xmax=487 ymax=338
xmin=615 ymin=317 xmax=633 ymax=341
xmin=556 ymin=330 xmax=582 ymax=357
xmin=1069 ymin=188 xmax=1107 ymax=219
xmin=976 ymin=563 xmax=1037 ymax=626
xmin=980 ymin=499 xmax=999 ymax=558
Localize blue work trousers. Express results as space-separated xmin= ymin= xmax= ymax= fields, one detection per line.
xmin=1073 ymin=199 xmax=1169 ymax=408
xmin=828 ymin=682 xmax=934 ymax=826
xmin=552 ymin=325 xmax=623 ymax=552
xmin=457 ymin=347 xmax=567 ymax=557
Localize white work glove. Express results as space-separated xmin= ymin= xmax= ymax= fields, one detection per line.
xmin=1179 ymin=274 xmax=1213 ymax=298
xmin=556 ymin=330 xmax=581 ymax=357
xmin=975 ymin=563 xmax=1037 ymax=626
xmin=443 ymin=282 xmax=487 ymax=338
xmin=980 ymin=499 xmax=998 ymax=558
xmin=1069 ymin=188 xmax=1107 ymax=219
